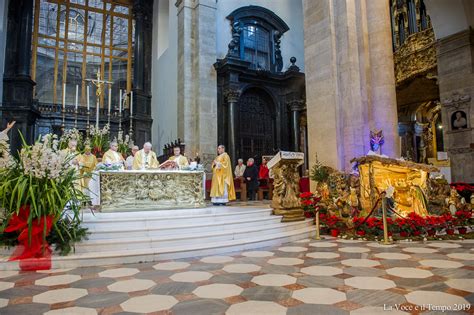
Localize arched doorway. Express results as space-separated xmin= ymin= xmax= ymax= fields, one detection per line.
xmin=237 ymin=88 xmax=276 ymax=164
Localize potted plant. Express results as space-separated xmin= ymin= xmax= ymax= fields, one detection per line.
xmin=352 ymin=217 xmax=367 ymax=236
xmin=0 ymin=133 xmax=88 ymax=270
xmin=441 ymin=213 xmax=455 ymax=235
xmin=395 ymin=217 xmax=413 ymax=238
xmin=300 ymin=192 xmax=316 ymax=218
xmin=455 ymin=209 xmax=472 ymax=234
xmin=406 ymin=212 xmax=425 ymax=237
xmin=323 ymin=215 xmax=345 ymax=237
xmin=299 ymin=192 xmax=322 ymax=220
xmin=89 ymin=124 xmax=110 ymax=158
xmin=425 ymin=216 xmax=441 ymax=236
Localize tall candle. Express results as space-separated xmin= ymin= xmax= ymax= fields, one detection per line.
xmin=119 ymin=89 xmax=122 ymax=112
xmin=130 ymin=91 xmax=133 ymax=116
xmin=75 ymin=84 xmax=79 ymax=111
xmin=108 ymin=87 xmax=112 ymax=115
xmin=62 ymin=83 xmax=66 ymax=110
xmin=96 ymin=98 xmax=99 ymax=129
xmin=87 ymin=86 xmax=90 ymax=111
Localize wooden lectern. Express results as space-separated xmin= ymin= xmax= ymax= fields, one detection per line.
xmin=267 ymin=151 xmax=305 ymax=222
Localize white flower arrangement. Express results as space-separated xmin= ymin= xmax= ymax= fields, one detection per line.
xmin=59 ymin=128 xmax=82 ymax=150
xmin=89 ymin=123 xmax=110 ymax=137
xmin=19 ymin=133 xmax=71 ymax=180
xmin=0 ymin=132 xmax=12 ymax=169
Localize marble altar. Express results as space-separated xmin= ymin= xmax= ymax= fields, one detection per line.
xmin=95 ymin=170 xmax=206 ymax=211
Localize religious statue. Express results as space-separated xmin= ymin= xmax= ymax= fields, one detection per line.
xmin=446 ymin=187 xmax=466 ymax=215
xmin=133 ymin=142 xmax=159 ymax=170
xmin=227 ymin=21 xmax=241 ymax=57
xmin=348 ymin=187 xmax=360 ymax=217
xmin=272 ymin=165 xmax=297 ymax=209
xmin=210 ymin=145 xmax=236 ymax=205
xmin=94 ymin=69 xmax=103 ymax=97
xmin=370 ymin=130 xmax=385 ymax=154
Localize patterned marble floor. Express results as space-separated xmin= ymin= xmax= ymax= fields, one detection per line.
xmin=0 ymin=238 xmax=473 ymax=315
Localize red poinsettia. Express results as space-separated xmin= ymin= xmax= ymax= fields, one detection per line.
xmin=322 ymin=215 xmax=345 ymax=229
xmin=455 ymin=209 xmax=472 ymax=227
xmin=299 ymin=192 xmax=314 ymax=199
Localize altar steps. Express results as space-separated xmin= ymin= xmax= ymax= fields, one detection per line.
xmin=0 ymin=204 xmax=314 ymax=270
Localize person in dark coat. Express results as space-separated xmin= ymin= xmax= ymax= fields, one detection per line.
xmin=243 ymin=158 xmax=259 ymax=201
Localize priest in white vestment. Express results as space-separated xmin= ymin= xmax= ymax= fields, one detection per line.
xmin=102 ymin=141 xmax=125 ymax=168
xmin=133 ymin=142 xmax=159 ymax=170
xmin=168 ymin=146 xmax=189 ymax=169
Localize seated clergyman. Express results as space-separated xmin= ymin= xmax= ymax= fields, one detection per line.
xmin=168 ymin=146 xmax=189 ymax=169
xmin=102 ymin=141 xmax=125 ymax=167
xmin=125 ymin=145 xmax=139 ymax=170
xmin=133 ymin=142 xmax=159 ymax=170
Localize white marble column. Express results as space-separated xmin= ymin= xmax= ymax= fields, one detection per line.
xmin=303 ymin=0 xmax=344 ymax=176
xmin=176 ymin=0 xmax=217 ymax=166
xmin=303 ymin=0 xmax=400 ymax=187
xmin=366 ymin=0 xmax=400 ymax=157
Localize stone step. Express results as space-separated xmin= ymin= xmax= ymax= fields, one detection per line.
xmin=81 ymin=208 xmax=274 ymax=230
xmin=86 ymin=216 xmax=283 ymax=239
xmin=0 ymin=226 xmax=314 ymax=270
xmin=74 ymin=220 xmax=313 ymax=253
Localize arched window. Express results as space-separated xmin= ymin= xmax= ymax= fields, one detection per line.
xmin=242 ymin=25 xmax=270 ymax=70
xmin=31 ymin=0 xmax=134 ymax=107
xmin=226 ymin=6 xmax=289 ymax=73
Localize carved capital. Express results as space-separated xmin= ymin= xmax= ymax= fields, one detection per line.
xmin=287 ymin=99 xmax=305 ymax=112
xmin=224 ymin=89 xmax=241 ymax=103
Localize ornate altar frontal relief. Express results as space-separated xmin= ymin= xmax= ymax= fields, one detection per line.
xmin=99 ymin=171 xmax=206 ymax=211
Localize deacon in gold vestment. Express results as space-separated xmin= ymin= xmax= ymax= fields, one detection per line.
xmin=168 ymin=146 xmax=189 ymax=169
xmin=78 ymin=145 xmax=97 ymax=191
xmin=133 ymin=142 xmax=159 ymax=170
xmin=102 ymin=142 xmax=125 ymax=167
xmin=210 ymin=145 xmax=236 ymax=205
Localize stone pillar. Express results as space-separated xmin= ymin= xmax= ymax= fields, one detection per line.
xmin=130 ymin=0 xmax=153 ymax=146
xmin=366 ymin=0 xmax=400 ymax=158
xmin=303 ymin=0 xmax=400 ymax=189
xmin=224 ymin=89 xmax=240 ymax=167
xmin=18 ymin=0 xmax=33 ymax=77
xmin=133 ymin=0 xmax=145 ymax=91
xmin=436 ymin=29 xmax=474 ymax=182
xmin=287 ymin=100 xmax=305 ymax=152
xmin=176 ymin=0 xmax=217 ymax=170
xmin=1 ymin=0 xmax=37 ymax=153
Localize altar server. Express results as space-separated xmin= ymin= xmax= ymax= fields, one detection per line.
xmin=102 ymin=141 xmax=125 ymax=166
xmin=133 ymin=142 xmax=159 ymax=170
xmin=78 ymin=145 xmax=97 ymax=191
xmin=210 ymin=145 xmax=236 ymax=205
xmin=168 ymin=146 xmax=189 ymax=169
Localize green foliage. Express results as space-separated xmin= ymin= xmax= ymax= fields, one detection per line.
xmin=0 ymin=132 xmax=88 ymax=255
xmin=47 ymin=211 xmax=89 ymax=255
xmin=310 ymin=162 xmax=330 ymax=183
